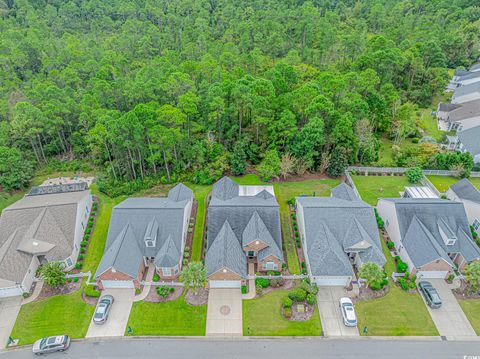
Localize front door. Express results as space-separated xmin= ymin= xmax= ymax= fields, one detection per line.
xmin=247 ymin=251 xmax=256 ymax=258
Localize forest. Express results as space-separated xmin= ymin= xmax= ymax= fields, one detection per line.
xmin=0 ymin=0 xmax=479 ymax=195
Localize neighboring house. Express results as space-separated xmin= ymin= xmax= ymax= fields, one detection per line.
xmin=446 ymin=179 xmax=480 ymax=232
xmin=443 ymin=126 xmax=480 ymax=163
xmin=95 ymin=183 xmax=193 ymax=290
xmin=452 ymin=82 xmax=480 ymax=104
xmin=436 ymin=99 xmax=480 ymax=132
xmin=296 ymin=183 xmax=386 ymax=287
xmin=377 ymin=198 xmax=480 ymax=279
xmin=0 ymin=184 xmax=92 ymax=298
xmin=205 ymin=177 xmax=283 ymax=288
xmin=448 ymin=69 xmax=480 ymax=91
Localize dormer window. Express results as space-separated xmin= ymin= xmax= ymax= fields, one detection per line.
xmin=438 ymin=218 xmax=456 ymax=246
xmin=145 ymin=240 xmax=155 ymax=248
xmin=144 ymin=219 xmax=159 ymax=248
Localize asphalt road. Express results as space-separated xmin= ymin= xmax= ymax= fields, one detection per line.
xmin=1 ymin=338 xmax=480 ymax=359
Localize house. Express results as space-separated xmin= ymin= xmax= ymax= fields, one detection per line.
xmin=402 ymin=186 xmax=438 ymax=199
xmin=448 ymin=69 xmax=480 ymax=91
xmin=377 ymin=198 xmax=480 ymax=279
xmin=296 ymin=183 xmax=386 ymax=287
xmin=205 ymin=177 xmax=283 ymax=288
xmin=0 ymin=184 xmax=92 ymax=298
xmin=95 ymin=183 xmax=193 ymax=290
xmin=452 ymin=82 xmax=480 ymax=104
xmin=457 ymin=126 xmax=480 ymax=163
xmin=446 ymin=179 xmax=480 ymax=232
xmin=436 ymin=99 xmax=480 ymax=132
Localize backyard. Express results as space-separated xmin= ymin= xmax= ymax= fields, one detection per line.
xmin=242 ymin=289 xmax=322 ymax=336
xmin=126 ymin=296 xmax=207 ymax=336
xmin=427 ymin=175 xmax=480 ymax=193
xmin=351 ymin=175 xmax=409 ymax=206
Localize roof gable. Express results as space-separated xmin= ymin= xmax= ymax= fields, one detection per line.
xmin=450 ymin=178 xmax=480 ymax=204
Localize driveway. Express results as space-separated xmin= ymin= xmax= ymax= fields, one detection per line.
xmin=206 ymin=289 xmax=242 ymax=336
xmin=0 ymin=296 xmax=22 ymax=349
xmin=317 ymin=287 xmax=359 ymax=337
xmin=419 ymin=279 xmax=476 ymax=338
xmin=85 ymin=288 xmax=135 ymax=338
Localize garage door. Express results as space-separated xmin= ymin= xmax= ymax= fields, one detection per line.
xmin=101 ymin=280 xmax=134 ymax=289
xmin=209 ymin=280 xmax=241 ymax=288
xmin=416 ymin=271 xmax=448 ymax=279
xmin=0 ymin=286 xmax=23 ymax=298
xmin=314 ymin=277 xmax=350 ymax=286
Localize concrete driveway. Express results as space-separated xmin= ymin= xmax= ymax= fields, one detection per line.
xmin=206 ymin=289 xmax=242 ymax=336
xmin=317 ymin=287 xmax=359 ymax=337
xmin=419 ymin=279 xmax=476 ymax=339
xmin=0 ymin=296 xmax=22 ymax=349
xmin=86 ymin=288 xmax=135 ymax=338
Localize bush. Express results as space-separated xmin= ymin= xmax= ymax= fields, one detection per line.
xmin=83 ymin=235 xmax=89 ymax=241
xmin=300 ymin=280 xmax=318 ymax=295
xmin=183 ymin=259 xmax=188 ymax=265
xmin=374 ymin=209 xmax=385 ymax=230
xmin=81 ymin=241 xmax=87 ymax=247
xmin=183 ymin=251 xmax=190 ymax=259
xmin=283 ymin=307 xmax=292 ymax=319
xmin=73 ymin=277 xmax=79 ymax=283
xmin=255 ymin=277 xmax=270 ymax=288
xmin=406 ymin=167 xmax=423 ymax=184
xmin=397 ymin=277 xmax=409 ymax=291
xmin=288 ymin=288 xmax=307 ymax=302
xmin=301 ymin=262 xmax=306 ymax=269
xmin=283 ymin=297 xmax=293 ymax=308
xmin=397 ymin=260 xmax=408 ymax=273
xmin=270 ymin=277 xmax=285 ymax=287
xmin=241 ymin=285 xmax=247 ymax=294
xmin=135 ymin=288 xmax=141 ymax=295
xmin=75 ymin=263 xmax=82 ymax=270
xmin=386 ymin=241 xmax=395 ymax=249
xmin=153 ymin=273 xmax=160 ymax=282
xmin=256 ymin=284 xmax=263 ymax=295
xmin=306 ymin=293 xmax=316 ymax=305
xmin=157 ymin=285 xmax=173 ymax=298
xmin=447 ymin=274 xmax=455 ymax=284
xmin=85 ymin=228 xmax=91 ymax=235
xmin=80 ymin=247 xmax=86 ymax=254
xmin=184 ymin=246 xmax=190 ymax=252
xmin=84 ymin=285 xmax=101 ymax=298
xmin=77 ymin=254 xmax=84 ymax=261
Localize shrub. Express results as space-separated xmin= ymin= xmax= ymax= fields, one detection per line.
xmin=153 ymin=273 xmax=160 ymax=282
xmin=405 ymin=167 xmax=423 ymax=184
xmin=183 ymin=251 xmax=190 ymax=259
xmin=256 ymin=285 xmax=263 ymax=295
xmin=80 ymin=247 xmax=86 ymax=254
xmin=283 ymin=307 xmax=292 ymax=318
xmin=306 ymin=293 xmax=316 ymax=305
xmin=183 ymin=259 xmax=188 ymax=265
xmin=397 ymin=277 xmax=409 ymax=291
xmin=87 ymin=222 xmax=93 ymax=229
xmin=157 ymin=285 xmax=173 ymax=298
xmin=255 ymin=277 xmax=270 ymax=288
xmin=77 ymin=254 xmax=84 ymax=261
xmin=75 ymin=263 xmax=82 ymax=270
xmin=301 ymin=262 xmax=306 ymax=269
xmin=81 ymin=241 xmax=87 ymax=247
xmin=300 ymin=280 xmax=318 ymax=295
xmin=283 ymin=297 xmax=293 ymax=308
xmin=83 ymin=235 xmax=89 ymax=241
xmin=397 ymin=260 xmax=408 ymax=273
xmin=135 ymin=288 xmax=141 ymax=295
xmin=281 ymin=263 xmax=287 ymax=270
xmin=184 ymin=246 xmax=190 ymax=252
xmin=296 ymin=242 xmax=301 ymax=248
xmin=287 ymin=198 xmax=295 ymax=206
xmin=288 ymin=288 xmax=307 ymax=302
xmin=85 ymin=228 xmax=91 ymax=235
xmin=447 ymin=274 xmax=455 ymax=284
xmin=92 ymin=202 xmax=98 ymax=210
xmin=394 ymin=255 xmax=401 ymax=262
xmin=241 ymin=285 xmax=247 ymax=294
xmin=386 ymin=241 xmax=395 ymax=249
xmin=374 ymin=209 xmax=385 ymax=230
xmin=292 ymin=214 xmax=296 ymax=220
xmin=73 ymin=277 xmax=79 ymax=283
xmin=84 ymin=285 xmax=101 ymax=298
xmin=270 ymin=277 xmax=285 ymax=287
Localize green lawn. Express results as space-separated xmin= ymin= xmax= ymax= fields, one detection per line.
xmin=0 ymin=191 xmax=26 ymax=213
xmin=126 ymin=296 xmax=207 ymax=336
xmin=351 ymin=175 xmax=410 ymax=206
xmin=11 ymin=288 xmax=95 ymax=345
xmin=427 ymin=176 xmax=480 ymax=193
xmin=243 ymin=289 xmax=322 ymax=336
xmin=187 ymin=184 xmax=212 ymax=261
xmin=355 ymin=240 xmax=438 ymax=336
xmin=458 ymin=300 xmax=480 ymax=335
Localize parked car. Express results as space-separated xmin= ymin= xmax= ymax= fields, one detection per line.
xmin=32 ymin=335 xmax=70 ymax=355
xmin=418 ymin=281 xmax=442 ymax=309
xmin=93 ymin=294 xmax=114 ymax=324
xmin=339 ymin=297 xmax=357 ymax=327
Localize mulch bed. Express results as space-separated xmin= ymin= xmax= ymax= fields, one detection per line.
xmin=35 ymin=279 xmax=82 ymax=301
xmin=82 ymin=291 xmax=99 ymax=306
xmin=144 ymin=285 xmax=184 ymax=303
xmin=352 ymin=285 xmax=390 ymax=303
xmin=185 ymin=288 xmax=209 ymax=306
xmin=453 ymin=281 xmax=480 ymax=300
xmin=283 ymin=302 xmax=315 ymax=321
xmin=258 ymin=279 xmax=296 ymax=298
xmin=185 ymin=200 xmax=198 ymax=261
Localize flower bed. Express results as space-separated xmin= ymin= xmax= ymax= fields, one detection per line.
xmin=144 ymin=285 xmax=183 ymax=303
xmin=185 ymin=288 xmax=209 ymax=306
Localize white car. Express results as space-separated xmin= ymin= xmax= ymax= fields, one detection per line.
xmin=339 ymin=297 xmax=357 ymax=327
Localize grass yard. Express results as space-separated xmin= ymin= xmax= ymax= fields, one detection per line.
xmin=187 ymin=184 xmax=212 ymax=261
xmin=355 ymin=240 xmax=438 ymax=336
xmin=0 ymin=191 xmax=26 ymax=213
xmin=427 ymin=176 xmax=480 ymax=193
xmin=11 ymin=288 xmax=95 ymax=345
xmin=126 ymin=296 xmax=207 ymax=336
xmin=351 ymin=175 xmax=410 ymax=206
xmin=242 ymin=289 xmax=322 ymax=336
xmin=458 ymin=300 xmax=480 ymax=335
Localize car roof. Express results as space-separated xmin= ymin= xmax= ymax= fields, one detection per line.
xmin=339 ymin=297 xmax=353 ymax=304
xmin=46 ymin=336 xmax=64 ymax=345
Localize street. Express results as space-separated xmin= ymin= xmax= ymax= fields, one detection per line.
xmin=1 ymin=338 xmax=479 ymax=359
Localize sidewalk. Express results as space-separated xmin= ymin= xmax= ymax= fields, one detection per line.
xmin=134 ymin=265 xmax=155 ymax=302
xmin=242 ymin=263 xmax=255 ymax=300
xmin=22 ymin=281 xmax=43 ymax=305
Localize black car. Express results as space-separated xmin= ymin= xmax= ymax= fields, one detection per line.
xmin=418 ymin=281 xmax=442 ymax=309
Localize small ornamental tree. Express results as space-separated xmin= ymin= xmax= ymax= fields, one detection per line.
xmin=405 ymin=167 xmax=423 ymax=184
xmin=257 ymin=149 xmax=281 ymax=181
xmin=358 ymin=262 xmax=385 ymax=290
xmin=180 ymin=261 xmax=207 ymax=295
xmin=38 ymin=261 xmax=67 ymax=288
xmin=464 ymin=261 xmax=480 ymax=294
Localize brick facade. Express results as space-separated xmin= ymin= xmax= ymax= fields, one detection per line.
xmin=258 ymin=254 xmax=281 ymax=271
xmin=96 ymin=260 xmax=145 ymax=290
xmin=208 ymin=267 xmax=242 ymax=281
xmin=243 ymin=240 xmax=268 ymax=253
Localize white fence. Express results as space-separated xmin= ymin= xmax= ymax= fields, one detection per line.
xmin=347 ymin=166 xmax=480 ymax=177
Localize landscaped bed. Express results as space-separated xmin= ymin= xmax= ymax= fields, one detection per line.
xmin=351 ymin=174 xmax=410 ymax=206
xmin=126 ymin=295 xmax=207 ymax=336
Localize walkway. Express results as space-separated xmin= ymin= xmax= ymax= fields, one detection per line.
xmin=206 ymin=289 xmax=242 ymax=336
xmin=420 ymin=279 xmax=476 ymax=339
xmin=22 ymin=281 xmax=43 ymax=305
xmin=86 ymin=288 xmax=135 ymax=338
xmin=317 ymin=287 xmax=359 ymax=337
xmin=242 ymin=263 xmax=256 ymax=300
xmin=0 ymin=296 xmax=22 ymax=349
xmin=134 ymin=265 xmax=155 ymax=302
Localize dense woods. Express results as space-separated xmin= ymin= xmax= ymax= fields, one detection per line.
xmin=0 ymin=0 xmax=479 ymax=192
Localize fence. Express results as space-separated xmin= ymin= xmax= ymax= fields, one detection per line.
xmin=246 ymin=274 xmax=308 ymax=280
xmin=347 ymin=166 xmax=480 ymax=177
xmin=344 ymin=169 xmax=362 ymax=199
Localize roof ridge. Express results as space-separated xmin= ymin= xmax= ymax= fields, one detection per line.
xmin=413 ymin=216 xmax=450 ymax=262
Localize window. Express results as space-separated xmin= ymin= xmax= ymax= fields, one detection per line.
xmin=163 ymin=267 xmax=172 ymax=276
xmin=385 ymin=220 xmax=389 ymax=227
xmin=173 ymin=264 xmax=179 ymax=275
xmin=247 ymin=251 xmax=256 ymax=257
xmin=264 ymin=261 xmax=277 ymax=270
xmin=66 ymin=257 xmax=73 ymax=267
xmin=74 ymin=244 xmax=78 ymax=251
xmin=145 ymin=240 xmax=155 ymax=248
xmin=473 ymin=219 xmax=480 ymax=231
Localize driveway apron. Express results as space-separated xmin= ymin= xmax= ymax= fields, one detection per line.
xmin=206 ymin=288 xmax=242 ymax=336
xmin=86 ymin=288 xmax=135 ymax=338
xmin=0 ymin=296 xmax=22 ymax=349
xmin=317 ymin=287 xmax=359 ymax=337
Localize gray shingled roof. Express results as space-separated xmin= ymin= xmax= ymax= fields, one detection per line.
xmin=440 ymin=99 xmax=480 ymax=123
xmin=168 ymin=183 xmax=194 ymax=202
xmin=383 ymin=198 xmax=480 ymax=266
xmin=454 ymin=68 xmax=469 ymax=77
xmin=296 ymin=196 xmax=385 ymax=277
xmin=95 ymin=185 xmax=193 ymax=279
xmin=211 ymin=176 xmax=239 ymax=201
xmin=438 ymin=102 xmax=461 ymax=112
xmin=242 ymin=211 xmax=282 ymax=261
xmin=450 ymin=178 xmax=480 ymax=204
xmin=205 ymin=221 xmax=247 ymax=277
xmin=458 ymin=126 xmax=480 ymax=156
xmin=0 ymin=191 xmax=89 ymax=284
xmin=471 ymin=63 xmax=480 ymax=72
xmin=456 ymin=71 xmax=480 ymax=81
xmin=332 ymin=183 xmax=358 ymax=201
xmin=453 ymin=82 xmax=480 ymax=101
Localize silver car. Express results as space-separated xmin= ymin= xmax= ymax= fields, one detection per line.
xmin=32 ymin=335 xmax=70 ymax=355
xmin=93 ymin=294 xmax=114 ymax=324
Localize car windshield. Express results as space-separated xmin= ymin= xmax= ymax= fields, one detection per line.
xmin=40 ymin=338 xmax=47 ymax=348
xmin=431 ymin=292 xmax=441 ymax=303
